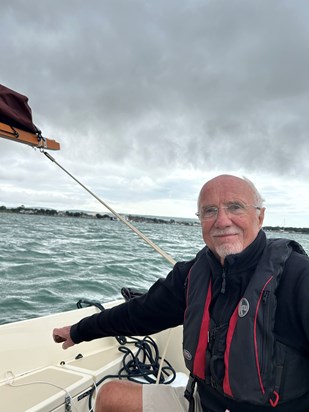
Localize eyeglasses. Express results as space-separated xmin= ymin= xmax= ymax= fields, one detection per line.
xmin=196 ymin=202 xmax=261 ymax=221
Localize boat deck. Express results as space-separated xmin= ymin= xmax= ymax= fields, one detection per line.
xmin=0 ymin=302 xmax=186 ymax=411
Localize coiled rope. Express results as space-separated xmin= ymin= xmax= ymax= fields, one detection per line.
xmin=87 ymin=335 xmax=176 ymax=411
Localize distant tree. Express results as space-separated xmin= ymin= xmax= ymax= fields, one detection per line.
xmin=96 ymin=213 xmax=110 ymax=219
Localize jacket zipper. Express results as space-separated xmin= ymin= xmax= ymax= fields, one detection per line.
xmin=220 ymin=269 xmax=226 ymax=294
xmin=260 ymin=290 xmax=270 ymax=377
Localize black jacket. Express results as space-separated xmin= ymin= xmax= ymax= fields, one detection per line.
xmin=71 ymin=230 xmax=309 ymax=411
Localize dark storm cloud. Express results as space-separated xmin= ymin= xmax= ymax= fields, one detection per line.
xmin=1 ymin=0 xmax=308 ymax=224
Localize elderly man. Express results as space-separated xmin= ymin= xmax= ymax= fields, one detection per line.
xmin=53 ymin=175 xmax=309 ymax=412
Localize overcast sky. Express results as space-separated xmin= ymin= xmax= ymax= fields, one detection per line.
xmin=0 ymin=0 xmax=308 ymax=228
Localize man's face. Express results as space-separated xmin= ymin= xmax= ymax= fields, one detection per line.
xmin=198 ymin=176 xmax=265 ymax=265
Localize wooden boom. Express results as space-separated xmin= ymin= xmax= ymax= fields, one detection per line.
xmin=0 ymin=121 xmax=60 ymax=150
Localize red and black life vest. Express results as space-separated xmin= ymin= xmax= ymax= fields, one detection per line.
xmin=183 ymin=238 xmax=309 ymax=407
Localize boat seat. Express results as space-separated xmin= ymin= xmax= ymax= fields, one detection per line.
xmin=0 ymin=341 xmax=143 ymax=412
xmin=0 ymin=366 xmax=92 ymax=412
xmin=64 ymin=344 xmax=135 ymax=382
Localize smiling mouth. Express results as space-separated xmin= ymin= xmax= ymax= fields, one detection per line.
xmin=213 ymin=233 xmax=239 ymax=237
xmin=213 ymin=233 xmax=240 ymax=241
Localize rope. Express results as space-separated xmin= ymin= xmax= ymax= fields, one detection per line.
xmin=87 ymin=336 xmax=176 ymax=411
xmin=5 ymin=371 xmax=79 ymax=412
xmin=43 ymin=151 xmax=176 ymax=266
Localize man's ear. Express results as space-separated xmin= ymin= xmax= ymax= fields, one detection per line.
xmin=258 ymin=207 xmax=265 ymax=228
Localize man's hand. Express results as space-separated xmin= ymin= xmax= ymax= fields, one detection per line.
xmin=52 ymin=326 xmax=75 ymax=349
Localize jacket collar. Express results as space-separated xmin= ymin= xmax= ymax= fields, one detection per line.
xmin=206 ymin=230 xmax=267 ymax=274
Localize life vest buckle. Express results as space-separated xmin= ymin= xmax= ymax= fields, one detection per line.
xmin=184 ymin=374 xmax=197 ymax=401
xmin=210 ymin=376 xmax=219 ymax=390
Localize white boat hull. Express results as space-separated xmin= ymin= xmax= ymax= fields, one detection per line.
xmin=0 ymin=300 xmax=186 ymax=411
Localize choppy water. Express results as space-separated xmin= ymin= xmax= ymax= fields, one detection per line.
xmin=0 ymin=213 xmax=308 ymax=325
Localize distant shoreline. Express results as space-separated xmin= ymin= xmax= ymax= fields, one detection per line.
xmin=0 ymin=205 xmax=198 ymax=227
xmin=0 ymin=205 xmax=308 ymax=233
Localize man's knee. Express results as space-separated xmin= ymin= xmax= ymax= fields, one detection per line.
xmin=96 ymin=381 xmax=121 ymax=409
xmin=95 ymin=380 xmax=142 ymax=412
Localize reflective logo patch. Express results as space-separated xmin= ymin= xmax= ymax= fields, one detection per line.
xmin=238 ymin=298 xmax=250 ymax=317
xmin=183 ymin=349 xmax=192 ymax=360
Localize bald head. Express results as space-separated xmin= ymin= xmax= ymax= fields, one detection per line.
xmin=198 ymin=175 xmax=264 ymax=211
xmin=197 ymin=175 xmax=265 ymax=264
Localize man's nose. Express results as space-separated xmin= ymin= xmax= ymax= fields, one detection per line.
xmin=214 ymin=207 xmax=232 ymax=227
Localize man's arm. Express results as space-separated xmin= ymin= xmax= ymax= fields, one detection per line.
xmin=53 ymin=259 xmax=195 ymax=348
xmin=275 ymin=252 xmax=309 ymax=352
